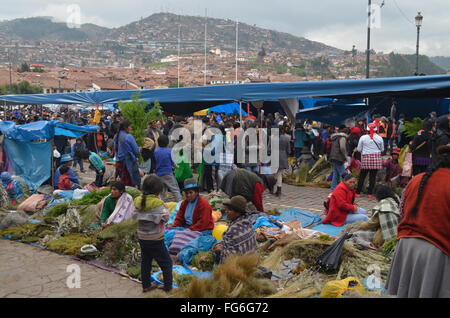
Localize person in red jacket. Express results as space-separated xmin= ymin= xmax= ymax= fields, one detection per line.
xmin=173 ymin=178 xmax=214 ymax=232
xmin=386 ymin=144 xmax=450 ymax=298
xmin=322 ymin=174 xmax=369 ymax=227
xmin=58 ymin=166 xmax=75 ymax=190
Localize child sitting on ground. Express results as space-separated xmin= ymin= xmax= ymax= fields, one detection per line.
xmin=383 ymin=148 xmax=402 ymax=187
xmin=133 ymin=175 xmax=173 ymax=293
xmin=58 ymin=166 xmax=81 ymax=190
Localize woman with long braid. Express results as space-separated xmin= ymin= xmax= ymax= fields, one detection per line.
xmin=385 ymin=143 xmax=450 ymax=298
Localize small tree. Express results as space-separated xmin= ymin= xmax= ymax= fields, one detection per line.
xmin=118 ymin=93 xmax=164 ymax=146
xmin=403 ymin=118 xmax=425 ymax=138
xmin=18 ymin=62 xmax=30 ymax=73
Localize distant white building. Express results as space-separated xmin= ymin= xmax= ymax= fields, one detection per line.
xmin=161 ymin=55 xmax=178 ymax=63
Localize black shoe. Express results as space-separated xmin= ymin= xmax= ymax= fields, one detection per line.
xmin=276 ymin=187 xmax=281 ymax=197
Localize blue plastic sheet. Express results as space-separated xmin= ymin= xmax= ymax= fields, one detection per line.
xmin=310 ymin=224 xmax=345 ymax=237
xmin=208 ymin=102 xmax=249 ymax=116
xmin=253 ymin=216 xmax=282 ymax=230
xmin=0 ymin=121 xmax=98 ymax=142
xmin=3 ymin=139 xmax=52 ymax=191
xmin=278 ymin=209 xmax=323 ymax=228
xmin=151 ymin=265 xmax=213 ymax=289
xmin=178 ymin=235 xmax=217 ymax=267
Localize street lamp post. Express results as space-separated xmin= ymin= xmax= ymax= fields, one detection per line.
xmin=415 ymin=12 xmax=423 ymax=76
xmin=366 ymin=0 xmax=371 ymax=79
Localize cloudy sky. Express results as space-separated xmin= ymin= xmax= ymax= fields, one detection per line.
xmin=1 ymin=0 xmax=449 ymax=56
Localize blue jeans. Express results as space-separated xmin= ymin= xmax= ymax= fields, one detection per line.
xmin=73 ymin=159 xmax=84 ymax=172
xmin=331 ymin=162 xmax=346 ymax=190
xmin=245 ymin=166 xmax=259 ymax=173
xmin=345 ymin=208 xmax=369 ymax=224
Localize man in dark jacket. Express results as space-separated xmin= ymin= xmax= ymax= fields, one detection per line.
xmin=329 ymin=126 xmax=349 ymax=190
xmin=411 ymin=120 xmax=434 ymax=175
xmin=220 ymin=168 xmax=265 ymax=212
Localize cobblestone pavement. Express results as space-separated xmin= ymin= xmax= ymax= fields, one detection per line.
xmin=264 ymin=183 xmax=377 ymax=215
xmin=0 ymin=240 xmax=143 ymax=298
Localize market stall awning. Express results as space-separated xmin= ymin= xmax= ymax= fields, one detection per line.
xmin=2 ymin=75 xmax=450 ymax=114
xmin=0 ymin=121 xmax=99 ymax=142
xmin=296 ymin=103 xmax=371 ymax=126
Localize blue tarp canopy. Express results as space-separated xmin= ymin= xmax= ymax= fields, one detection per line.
xmin=2 ymin=75 xmax=450 ymax=114
xmin=0 ymin=121 xmax=99 ymax=142
xmin=0 ymin=121 xmax=98 ymax=190
xmin=296 ymin=103 xmax=372 ymax=126
xmin=208 ymin=102 xmax=249 ymax=116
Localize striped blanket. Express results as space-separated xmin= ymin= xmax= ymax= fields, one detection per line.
xmin=168 ymin=229 xmax=202 ymax=258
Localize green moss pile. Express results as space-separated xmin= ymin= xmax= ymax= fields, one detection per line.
xmin=156 ymin=272 xmax=194 ymax=289
xmin=381 ymin=237 xmax=398 ymax=258
xmin=127 ymin=266 xmax=141 ymax=280
xmin=71 ymin=188 xmax=112 ymax=206
xmin=191 ymin=251 xmax=215 ymax=272
xmin=78 ymin=205 xmax=99 ymax=229
xmin=45 ymin=234 xmax=94 ymax=256
xmin=0 ymin=223 xmax=54 ymax=241
xmin=45 ymin=203 xmax=69 ymax=218
xmin=96 ymin=220 xmax=140 ymax=266
xmin=71 ymin=187 xmax=141 ymax=206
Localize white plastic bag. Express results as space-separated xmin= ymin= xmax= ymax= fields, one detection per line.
xmin=73 ymin=189 xmax=90 ymax=200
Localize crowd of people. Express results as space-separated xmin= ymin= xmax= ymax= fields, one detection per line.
xmin=1 ymin=105 xmax=449 ymax=297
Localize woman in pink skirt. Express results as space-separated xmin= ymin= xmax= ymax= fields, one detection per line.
xmin=356 ymin=123 xmax=384 ymax=198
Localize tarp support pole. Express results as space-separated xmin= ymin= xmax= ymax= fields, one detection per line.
xmin=239 ymin=101 xmax=242 ymax=125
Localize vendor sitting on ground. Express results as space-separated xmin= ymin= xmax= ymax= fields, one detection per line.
xmin=220 ymin=168 xmax=266 ymax=212
xmin=0 ymin=172 xmax=27 ymax=207
xmin=322 ymin=174 xmax=369 ymax=227
xmin=53 ymin=154 xmax=80 ymax=189
xmin=98 ymin=181 xmax=135 ymax=227
xmin=349 ymin=184 xmax=400 ymax=249
xmin=173 ymin=178 xmax=214 ymax=232
xmin=213 ymin=195 xmax=257 ymax=263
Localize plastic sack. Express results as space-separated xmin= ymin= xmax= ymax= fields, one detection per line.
xmin=53 ymin=190 xmax=74 ymax=200
xmin=165 ymin=202 xmax=178 ymax=213
xmin=320 ymin=277 xmax=366 ymax=298
xmin=73 ymin=189 xmax=90 ymax=200
xmin=398 ymin=145 xmax=410 ymax=169
xmin=17 ymin=194 xmax=48 ymax=213
xmin=401 ymin=152 xmax=413 ymax=177
xmin=212 ymin=224 xmax=228 ymax=241
xmin=212 ymin=210 xmax=222 ymax=222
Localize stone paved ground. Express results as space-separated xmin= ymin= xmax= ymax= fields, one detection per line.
xmin=0 ymin=240 xmax=143 ymax=298
xmin=264 ymin=183 xmax=377 ymax=216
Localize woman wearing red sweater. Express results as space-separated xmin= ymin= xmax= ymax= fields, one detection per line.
xmin=322 ymin=174 xmax=369 ymax=227
xmin=173 ymin=178 xmax=214 ymax=232
xmin=386 ymin=144 xmax=450 ymax=298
